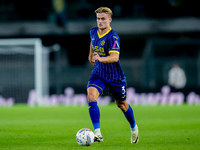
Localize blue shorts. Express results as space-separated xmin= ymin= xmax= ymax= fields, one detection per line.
xmin=87 ymin=74 xmax=127 ymax=101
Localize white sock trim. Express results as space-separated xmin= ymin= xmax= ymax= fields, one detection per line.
xmin=131 ymin=125 xmax=138 ymax=132
xmin=95 ymin=128 xmax=101 ymax=134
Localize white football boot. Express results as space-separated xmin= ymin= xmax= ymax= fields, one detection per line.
xmin=94 ymin=131 xmax=103 ymax=142
xmin=131 ymin=125 xmax=139 ymax=143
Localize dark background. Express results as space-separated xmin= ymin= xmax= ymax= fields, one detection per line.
xmin=0 ymin=0 xmax=200 ymax=103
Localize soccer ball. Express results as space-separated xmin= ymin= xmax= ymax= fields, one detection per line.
xmin=76 ymin=128 xmax=94 ymax=146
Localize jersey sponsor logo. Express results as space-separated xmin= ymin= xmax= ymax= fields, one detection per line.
xmin=92 ymin=44 xmax=106 ymax=56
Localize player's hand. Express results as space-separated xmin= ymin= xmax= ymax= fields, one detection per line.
xmin=91 ymin=57 xmax=95 ymax=63
xmin=93 ymin=52 xmax=101 ymax=62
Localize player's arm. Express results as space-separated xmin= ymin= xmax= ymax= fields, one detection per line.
xmin=88 ymin=42 xmax=95 ymax=66
xmin=93 ymin=35 xmax=120 ymax=63
xmin=93 ymin=52 xmax=119 ymax=63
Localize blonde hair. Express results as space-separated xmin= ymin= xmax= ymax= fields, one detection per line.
xmin=95 ymin=7 xmax=113 ymax=18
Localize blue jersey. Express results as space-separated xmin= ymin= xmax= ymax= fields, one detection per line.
xmin=90 ymin=27 xmax=126 ymax=84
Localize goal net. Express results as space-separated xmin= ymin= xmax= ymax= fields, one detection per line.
xmin=0 ymin=38 xmax=49 ymax=105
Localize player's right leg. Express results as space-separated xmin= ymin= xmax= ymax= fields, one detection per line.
xmin=87 ymin=87 xmax=103 ymax=142
xmin=87 ymin=74 xmax=105 ymax=142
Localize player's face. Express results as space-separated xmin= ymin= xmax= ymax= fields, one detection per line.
xmin=96 ymin=13 xmax=112 ymax=30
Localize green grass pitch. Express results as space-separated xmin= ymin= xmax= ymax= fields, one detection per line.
xmin=0 ymin=104 xmax=199 ymax=150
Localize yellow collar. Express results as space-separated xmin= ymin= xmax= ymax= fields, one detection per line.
xmin=97 ymin=26 xmax=112 ymax=39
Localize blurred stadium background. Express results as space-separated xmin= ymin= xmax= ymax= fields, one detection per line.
xmin=0 ymin=0 xmax=200 ymax=105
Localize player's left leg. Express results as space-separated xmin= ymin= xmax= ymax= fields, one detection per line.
xmin=115 ymin=100 xmax=139 ymax=143
xmin=109 ymin=82 xmax=139 ymax=143
xmin=108 ymin=82 xmax=137 ymax=131
xmin=115 ymin=100 xmax=136 ymax=128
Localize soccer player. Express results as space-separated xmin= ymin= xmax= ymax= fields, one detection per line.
xmin=87 ymin=7 xmax=139 ymax=144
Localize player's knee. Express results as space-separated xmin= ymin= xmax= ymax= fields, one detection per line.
xmin=116 ymin=102 xmax=126 ymax=112
xmin=87 ymin=87 xmax=99 ymax=102
xmin=87 ymin=93 xmax=96 ymax=102
xmin=115 ymin=101 xmax=129 ymax=112
xmin=118 ymin=104 xmax=126 ymax=112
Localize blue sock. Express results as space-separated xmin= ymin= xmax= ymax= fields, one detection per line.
xmin=88 ymin=101 xmax=100 ymax=130
xmin=123 ymin=105 xmax=136 ymax=128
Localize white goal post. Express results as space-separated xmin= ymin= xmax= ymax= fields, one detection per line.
xmin=0 ymin=38 xmax=48 ymax=105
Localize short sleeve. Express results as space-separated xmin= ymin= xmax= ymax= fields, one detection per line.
xmin=108 ymin=35 xmax=120 ymax=54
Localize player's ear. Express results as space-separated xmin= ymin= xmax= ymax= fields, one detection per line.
xmin=109 ymin=17 xmax=112 ymax=23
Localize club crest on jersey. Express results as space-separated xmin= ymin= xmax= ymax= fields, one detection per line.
xmin=101 ymin=40 xmax=105 ymax=46
xmin=112 ymin=40 xmax=119 ymax=49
